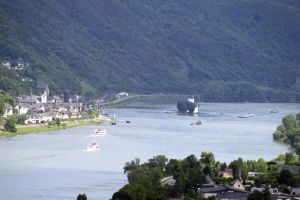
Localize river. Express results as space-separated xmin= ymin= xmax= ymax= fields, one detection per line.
xmin=0 ymin=102 xmax=299 ymax=200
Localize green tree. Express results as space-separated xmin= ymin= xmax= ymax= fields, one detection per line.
xmin=55 ymin=118 xmax=61 ymax=126
xmin=285 ymin=152 xmax=296 ymax=165
xmin=247 ymin=190 xmax=270 ymax=200
xmin=77 ymin=193 xmax=87 ymax=200
xmin=296 ymin=113 xmax=300 ymax=121
xmin=200 ymin=152 xmax=215 ymax=166
xmin=229 ymin=158 xmax=248 ymax=180
xmin=282 ymin=115 xmax=297 ymax=129
xmin=147 ymin=155 xmax=168 ymax=171
xmin=278 ymin=169 xmax=294 ymax=186
xmin=4 ymin=116 xmax=17 ymax=132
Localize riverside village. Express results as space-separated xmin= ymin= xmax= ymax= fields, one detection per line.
xmin=2 ymin=61 xmax=300 ymax=200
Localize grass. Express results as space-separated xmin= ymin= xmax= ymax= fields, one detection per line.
xmin=0 ymin=119 xmax=98 ymax=137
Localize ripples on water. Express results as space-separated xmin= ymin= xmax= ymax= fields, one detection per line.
xmin=0 ymin=102 xmax=299 ymax=200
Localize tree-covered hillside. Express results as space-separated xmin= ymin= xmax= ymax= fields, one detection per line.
xmin=0 ymin=0 xmax=299 ymax=101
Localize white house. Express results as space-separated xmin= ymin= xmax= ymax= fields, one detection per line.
xmin=40 ymin=114 xmax=53 ymax=123
xmin=2 ymin=61 xmax=11 ymax=69
xmin=51 ymin=112 xmax=69 ymax=120
xmin=248 ymin=171 xmax=264 ymax=178
xmin=117 ymin=92 xmax=129 ymax=98
xmin=25 ymin=114 xmax=53 ymax=124
xmin=15 ymin=105 xmax=29 ymax=115
xmin=230 ymin=180 xmax=245 ymax=191
xmin=25 ymin=114 xmax=41 ymax=124
xmin=3 ymin=103 xmax=13 ymax=117
xmin=15 ymin=58 xmax=27 ymax=70
xmin=250 ymin=187 xmax=265 ymax=193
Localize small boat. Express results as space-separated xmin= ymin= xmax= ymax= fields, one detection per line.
xmin=238 ymin=113 xmax=254 ymax=118
xmin=270 ymin=109 xmax=278 ymax=114
xmin=111 ymin=114 xmax=117 ymax=125
xmin=93 ymin=128 xmax=107 ymax=136
xmin=86 ymin=142 xmax=100 ymax=151
xmin=190 ymin=120 xmax=202 ymax=126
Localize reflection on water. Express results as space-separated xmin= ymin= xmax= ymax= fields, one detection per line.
xmin=0 ymin=102 xmax=299 ymax=200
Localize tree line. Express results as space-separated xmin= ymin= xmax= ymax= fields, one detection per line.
xmin=273 ymin=113 xmax=300 ymax=153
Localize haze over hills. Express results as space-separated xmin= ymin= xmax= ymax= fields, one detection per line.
xmin=0 ymin=0 xmax=299 ymax=102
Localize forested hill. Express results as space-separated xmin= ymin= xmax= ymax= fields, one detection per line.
xmin=0 ymin=0 xmax=299 ymax=102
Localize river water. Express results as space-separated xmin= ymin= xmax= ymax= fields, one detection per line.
xmin=0 ymin=102 xmax=299 ymax=200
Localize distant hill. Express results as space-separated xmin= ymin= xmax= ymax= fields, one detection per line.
xmin=0 ymin=0 xmax=299 ymax=102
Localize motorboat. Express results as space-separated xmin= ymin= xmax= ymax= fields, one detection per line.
xmin=190 ymin=120 xmax=202 ymax=126
xmin=93 ymin=128 xmax=107 ymax=136
xmin=86 ymin=142 xmax=100 ymax=151
xmin=238 ymin=113 xmax=254 ymax=118
xmin=270 ymin=109 xmax=278 ymax=114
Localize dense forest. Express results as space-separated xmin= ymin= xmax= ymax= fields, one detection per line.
xmin=0 ymin=0 xmax=299 ymax=101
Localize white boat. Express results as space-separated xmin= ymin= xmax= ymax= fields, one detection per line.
xmin=86 ymin=142 xmax=100 ymax=151
xmin=270 ymin=109 xmax=278 ymax=114
xmin=238 ymin=113 xmax=254 ymax=118
xmin=193 ymin=104 xmax=199 ymax=114
xmin=93 ymin=128 xmax=107 ymax=136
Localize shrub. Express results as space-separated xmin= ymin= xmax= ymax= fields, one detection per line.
xmin=4 ymin=116 xmax=17 ymax=132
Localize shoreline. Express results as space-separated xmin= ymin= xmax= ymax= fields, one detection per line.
xmin=0 ymin=115 xmax=112 ymax=137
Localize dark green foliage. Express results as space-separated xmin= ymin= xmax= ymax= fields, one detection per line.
xmin=279 ymin=185 xmax=291 ymax=194
xmin=229 ymin=158 xmax=248 ymax=180
xmin=254 ymin=173 xmax=278 ymax=188
xmin=112 ymin=188 xmax=131 ymax=200
xmin=273 ymin=113 xmax=300 ymax=153
xmin=246 ymin=158 xmax=268 ymax=173
xmin=278 ymin=170 xmax=294 ymax=186
xmin=48 ymin=118 xmax=61 ymax=126
xmin=147 ymin=155 xmax=168 ymax=172
xmin=285 ymin=152 xmax=297 ymax=165
xmin=122 ymin=157 xmax=167 ymax=199
xmin=0 ymin=66 xmax=34 ymax=95
xmin=113 ymin=184 xmax=147 ymax=200
xmin=247 ymin=190 xmax=270 ymax=200
xmin=0 ymin=1 xmax=299 ymax=101
xmin=114 ymin=152 xmax=300 ymax=200
xmin=4 ymin=116 xmax=16 ymax=132
xmin=16 ymin=114 xmax=26 ymax=125
xmin=77 ymin=193 xmax=87 ymax=200
xmin=115 ymin=153 xmax=215 ymax=199
xmin=296 ymin=113 xmax=300 ymax=121
xmin=0 ymin=90 xmax=15 ymax=116
xmin=55 ymin=118 xmax=61 ymax=126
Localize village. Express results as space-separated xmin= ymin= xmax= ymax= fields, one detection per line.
xmin=2 ymin=59 xmax=300 ymax=200
xmin=2 ymin=85 xmax=129 ymax=125
xmin=120 ymin=152 xmax=300 ymax=200
xmin=194 ymin=160 xmax=300 ymax=200
xmin=0 ymin=57 xmax=131 ymax=127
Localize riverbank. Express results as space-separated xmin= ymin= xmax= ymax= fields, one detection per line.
xmin=0 ymin=119 xmax=99 ymax=137
xmin=0 ymin=113 xmax=115 ymax=137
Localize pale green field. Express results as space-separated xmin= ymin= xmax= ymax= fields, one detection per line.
xmin=0 ymin=120 xmax=97 ymax=137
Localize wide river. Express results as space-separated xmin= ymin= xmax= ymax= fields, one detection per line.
xmin=0 ymin=102 xmax=299 ymax=200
